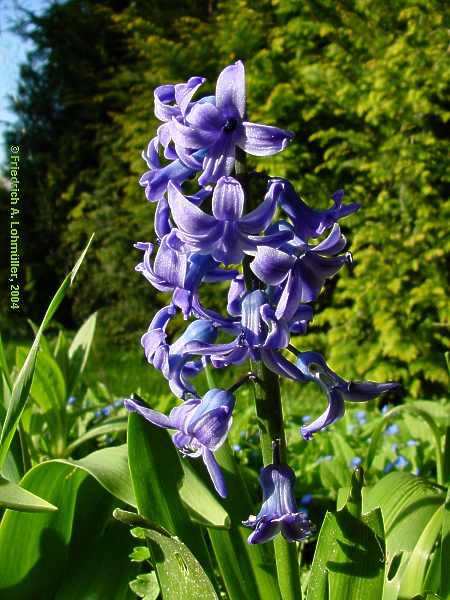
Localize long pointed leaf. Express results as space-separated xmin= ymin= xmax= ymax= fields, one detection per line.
xmin=67 ymin=311 xmax=97 ymax=397
xmin=0 ymin=235 xmax=93 ymax=469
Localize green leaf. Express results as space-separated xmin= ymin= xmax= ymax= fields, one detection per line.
xmin=399 ymin=505 xmax=443 ymax=599
xmin=364 ymin=472 xmax=445 ymax=600
xmin=0 ymin=447 xmax=136 ymax=598
xmin=0 ymin=235 xmax=93 ymax=470
xmin=320 ymin=458 xmax=351 ymax=494
xmin=441 ymin=487 xmax=450 ymax=599
xmin=127 ymin=411 xmax=216 ymax=588
xmin=0 ymin=474 xmax=57 ymax=512
xmin=132 ymin=526 xmax=218 ymax=600
xmin=179 ymin=460 xmax=230 ymax=529
xmin=62 ymin=417 xmax=128 ymax=457
xmin=55 ymin=443 xmax=135 ymax=507
xmin=66 ymin=311 xmax=97 ymax=397
xmin=364 ymin=472 xmax=444 ymax=560
xmin=54 ymin=476 xmax=138 ymax=600
xmin=0 ymin=333 xmax=12 ymax=392
xmin=307 ymin=469 xmax=385 ymax=600
xmin=0 ymin=462 xmax=86 ymax=597
xmin=16 ymin=346 xmax=66 ymax=411
xmin=129 ymin=546 xmax=151 ymax=562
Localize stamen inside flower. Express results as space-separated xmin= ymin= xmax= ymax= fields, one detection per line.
xmin=223 ymin=117 xmax=237 ymax=133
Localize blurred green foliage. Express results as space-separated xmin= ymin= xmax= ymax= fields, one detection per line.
xmin=2 ymin=0 xmax=449 ymax=398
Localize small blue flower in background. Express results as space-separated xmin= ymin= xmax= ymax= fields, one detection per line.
xmin=302 ymin=415 xmax=311 ymax=424
xmin=407 ymin=439 xmax=419 ymax=447
xmin=355 ymin=409 xmax=366 ymax=424
xmin=95 ymin=409 xmax=102 ymax=418
xmin=381 ymin=404 xmax=391 ymax=415
xmin=394 ymin=455 xmax=409 ymax=469
xmin=351 ymin=456 xmax=362 ymax=468
xmin=391 ymin=443 xmax=398 ymax=452
xmin=384 ymin=462 xmax=394 ymax=474
xmin=301 ymin=493 xmax=313 ymax=505
xmin=318 ymin=455 xmax=333 ymax=463
xmin=385 ymin=423 xmax=399 ymax=436
xmin=101 ymin=406 xmax=113 ymax=417
xmin=232 ymin=444 xmax=242 ymax=452
xmin=67 ymin=396 xmax=76 ymax=406
xmin=114 ymin=399 xmax=124 ymax=408
xmin=243 ymin=462 xmax=314 ymax=544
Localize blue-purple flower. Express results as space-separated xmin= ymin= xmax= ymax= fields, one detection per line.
xmin=169 ymin=61 xmax=294 ymax=185
xmin=141 ymin=314 xmax=218 ymax=398
xmin=294 ymin=351 xmax=400 ymax=440
xmin=135 ymin=232 xmax=236 ymax=318
xmin=274 ymin=179 xmax=360 ymax=240
xmin=125 ymin=389 xmax=235 ymax=497
xmin=168 ymin=177 xmax=291 ymax=265
xmin=184 ymin=289 xmax=312 ymax=378
xmin=250 ymin=222 xmax=351 ymax=319
xmin=243 ymin=462 xmax=314 ymax=544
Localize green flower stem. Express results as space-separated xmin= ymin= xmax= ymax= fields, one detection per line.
xmin=235 ymin=149 xmax=302 ymax=600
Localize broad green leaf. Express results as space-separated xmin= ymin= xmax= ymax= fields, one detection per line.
xmin=307 ymin=469 xmax=385 ymax=600
xmin=54 ymin=477 xmax=137 ymax=600
xmin=0 ymin=474 xmax=57 ymax=512
xmin=399 ymin=505 xmax=443 ymax=599
xmin=66 ymin=311 xmax=97 ymax=396
xmin=54 ymin=328 xmax=70 ymax=379
xmin=364 ymin=472 xmax=444 ymax=560
xmin=0 ymin=462 xmax=86 ymax=598
xmin=127 ymin=411 xmax=215 ymax=581
xmin=64 ymin=443 xmax=135 ymax=506
xmin=0 ymin=447 xmax=136 ymax=599
xmin=0 ymin=235 xmax=93 ymax=470
xmin=364 ymin=472 xmax=445 ymax=600
xmin=441 ymin=487 xmax=450 ymax=599
xmin=179 ymin=460 xmax=230 ymax=529
xmin=132 ymin=526 xmax=218 ymax=600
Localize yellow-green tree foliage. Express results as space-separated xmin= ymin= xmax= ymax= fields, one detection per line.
xmin=5 ymin=0 xmax=449 ymax=395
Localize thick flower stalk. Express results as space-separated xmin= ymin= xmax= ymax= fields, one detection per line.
xmin=126 ymin=60 xmax=398 ymax=597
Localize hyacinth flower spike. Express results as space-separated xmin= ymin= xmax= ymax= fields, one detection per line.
xmin=243 ymin=442 xmax=314 ymax=544
xmin=294 ymin=351 xmax=400 ymax=440
xmin=124 ymin=388 xmax=236 ymax=498
xmin=170 ymin=61 xmax=294 ymax=184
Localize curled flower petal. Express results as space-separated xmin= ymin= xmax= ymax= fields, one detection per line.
xmin=240 ymin=122 xmax=294 ymax=156
xmin=212 ymin=176 xmax=244 ymax=221
xmin=215 ymin=60 xmax=246 ymax=119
